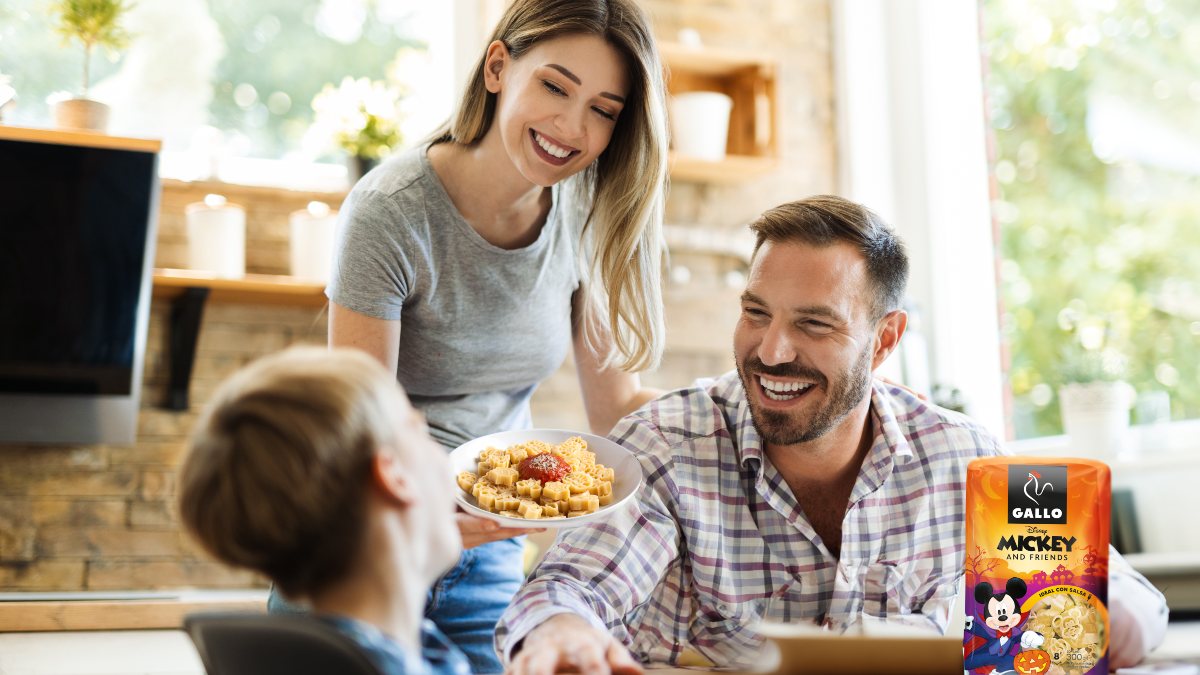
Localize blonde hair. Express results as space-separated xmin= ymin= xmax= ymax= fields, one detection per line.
xmin=433 ymin=0 xmax=668 ymax=371
xmin=177 ymin=347 xmax=404 ymax=598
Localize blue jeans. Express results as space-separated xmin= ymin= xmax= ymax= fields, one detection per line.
xmin=267 ymin=537 xmax=524 ymax=674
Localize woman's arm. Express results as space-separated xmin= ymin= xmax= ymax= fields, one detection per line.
xmin=330 ymin=300 xmax=541 ymax=545
xmin=572 ymin=292 xmax=663 ymax=436
xmin=328 ymin=301 xmax=401 ymax=371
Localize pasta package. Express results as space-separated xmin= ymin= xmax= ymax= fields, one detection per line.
xmin=963 ymin=458 xmax=1110 ymax=675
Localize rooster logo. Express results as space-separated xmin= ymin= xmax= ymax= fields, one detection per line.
xmin=1024 ymin=470 xmax=1053 ymax=505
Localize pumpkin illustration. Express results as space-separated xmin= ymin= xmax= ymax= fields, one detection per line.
xmin=1013 ymin=648 xmax=1052 ymax=674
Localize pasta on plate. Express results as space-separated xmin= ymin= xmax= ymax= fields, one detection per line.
xmin=456 ymin=436 xmax=615 ymax=520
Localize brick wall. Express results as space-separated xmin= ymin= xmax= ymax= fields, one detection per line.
xmin=0 ymin=0 xmax=834 ymax=591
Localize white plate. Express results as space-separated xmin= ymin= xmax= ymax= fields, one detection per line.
xmin=449 ymin=428 xmax=643 ymax=530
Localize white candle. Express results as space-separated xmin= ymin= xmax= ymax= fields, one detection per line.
xmin=289 ymin=200 xmax=338 ymax=282
xmin=185 ymin=194 xmax=246 ymax=278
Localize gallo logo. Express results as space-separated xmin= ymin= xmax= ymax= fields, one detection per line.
xmin=1007 ymin=464 xmax=1068 ymax=524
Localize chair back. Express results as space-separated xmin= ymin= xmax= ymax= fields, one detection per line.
xmin=184 ymin=612 xmax=384 ymax=675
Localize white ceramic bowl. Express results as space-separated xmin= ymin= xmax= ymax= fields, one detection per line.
xmin=449 ymin=428 xmax=643 ymax=530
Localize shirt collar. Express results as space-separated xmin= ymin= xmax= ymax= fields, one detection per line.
xmin=722 ymin=372 xmax=764 ymax=474
xmin=847 ymin=381 xmax=916 ymax=503
xmin=869 ymin=379 xmax=915 ymax=464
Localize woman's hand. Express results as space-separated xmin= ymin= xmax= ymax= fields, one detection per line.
xmin=456 ymin=511 xmax=544 ymax=549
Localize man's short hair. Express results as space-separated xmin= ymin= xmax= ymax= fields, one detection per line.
xmin=178 ymin=347 xmax=402 ymax=599
xmin=749 ymin=195 xmax=909 ymax=319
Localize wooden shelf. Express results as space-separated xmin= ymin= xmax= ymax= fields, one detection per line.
xmin=161 ymin=177 xmax=346 ymax=202
xmin=0 ymin=125 xmax=161 ymax=153
xmin=660 ymin=42 xmax=779 ymax=182
xmin=0 ymin=591 xmax=266 ymax=632
xmin=660 ymin=42 xmax=775 ymax=77
xmin=152 ymin=268 xmax=327 ymax=308
xmin=669 ymin=152 xmax=779 ymax=183
xmin=151 ymin=269 xmax=327 ymax=410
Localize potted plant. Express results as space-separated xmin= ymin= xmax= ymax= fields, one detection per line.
xmin=309 ymin=76 xmax=402 ymax=181
xmin=1056 ymin=310 xmax=1134 ymax=458
xmin=50 ymin=0 xmax=134 ymax=132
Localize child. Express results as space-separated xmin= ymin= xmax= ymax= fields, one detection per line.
xmin=178 ymin=347 xmax=468 ymax=674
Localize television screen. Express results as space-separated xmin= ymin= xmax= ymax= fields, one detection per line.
xmin=0 ymin=127 xmax=160 ymax=444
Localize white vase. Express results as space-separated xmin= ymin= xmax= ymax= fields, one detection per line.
xmin=1059 ymin=381 xmax=1132 ymax=459
xmin=671 ymin=91 xmax=733 ymax=161
xmin=53 ymin=98 xmax=110 ymax=133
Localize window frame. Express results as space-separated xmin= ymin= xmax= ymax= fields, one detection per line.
xmin=832 ymin=0 xmax=1006 ymax=438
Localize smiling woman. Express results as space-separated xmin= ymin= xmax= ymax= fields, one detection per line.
xmin=314 ymin=1 xmax=671 ymax=673
xmin=473 ymin=32 xmax=629 ymax=198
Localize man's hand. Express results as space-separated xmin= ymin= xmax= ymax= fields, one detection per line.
xmin=456 ymin=512 xmax=544 ymax=549
xmin=1019 ymin=630 xmax=1044 ymax=650
xmin=507 ymin=613 xmax=642 ymax=675
xmin=1108 ymin=590 xmax=1149 ymax=669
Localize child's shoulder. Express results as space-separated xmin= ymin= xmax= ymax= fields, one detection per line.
xmin=319 ymin=615 xmax=471 ymax=675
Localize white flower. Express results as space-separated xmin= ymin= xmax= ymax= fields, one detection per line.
xmin=310 ymin=75 xmax=403 ymax=159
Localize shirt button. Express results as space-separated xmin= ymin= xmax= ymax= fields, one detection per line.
xmin=717 ymin=603 xmax=731 ymax=615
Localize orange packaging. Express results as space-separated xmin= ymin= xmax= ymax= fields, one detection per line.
xmin=963 ymin=457 xmax=1110 ymax=675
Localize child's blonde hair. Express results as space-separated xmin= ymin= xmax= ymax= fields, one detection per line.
xmin=178 ymin=347 xmax=405 ymax=598
xmin=433 ymin=0 xmax=668 ymax=371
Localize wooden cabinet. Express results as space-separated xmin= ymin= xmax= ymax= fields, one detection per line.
xmin=659 ymin=41 xmax=779 ymax=183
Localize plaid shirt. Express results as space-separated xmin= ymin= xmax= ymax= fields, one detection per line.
xmin=495 ymin=371 xmax=1006 ymax=667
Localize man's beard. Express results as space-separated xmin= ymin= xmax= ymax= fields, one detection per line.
xmin=737 ymin=342 xmax=874 ymax=446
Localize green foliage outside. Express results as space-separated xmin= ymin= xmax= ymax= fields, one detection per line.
xmin=983 ymin=0 xmax=1200 ymax=437
xmin=205 ymin=0 xmax=422 ymax=158
xmin=0 ymin=0 xmax=421 ymax=158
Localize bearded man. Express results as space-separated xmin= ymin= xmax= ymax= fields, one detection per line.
xmin=495 ymin=196 xmax=1168 ymax=675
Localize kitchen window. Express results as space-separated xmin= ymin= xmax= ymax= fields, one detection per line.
xmin=984 ymin=0 xmax=1200 ymax=440
xmin=834 ymin=0 xmax=1200 ymax=559
xmin=0 ymin=0 xmax=462 ymax=190
xmin=834 ymin=0 xmax=1200 ymax=444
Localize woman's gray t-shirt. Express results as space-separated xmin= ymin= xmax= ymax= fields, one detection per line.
xmin=326 ymin=144 xmax=583 ymax=450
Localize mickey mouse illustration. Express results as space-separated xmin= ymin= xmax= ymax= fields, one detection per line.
xmin=964 ymin=577 xmax=1045 ymax=674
